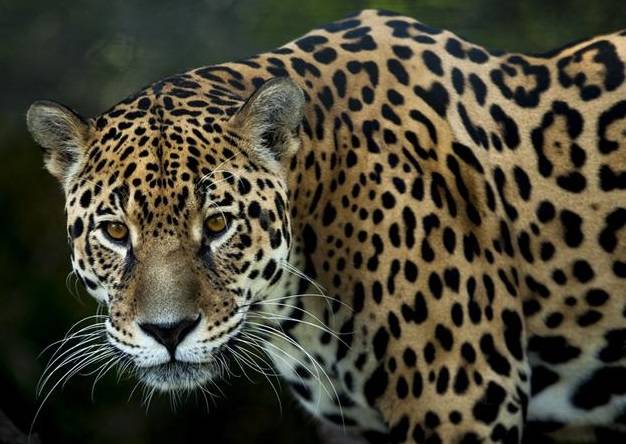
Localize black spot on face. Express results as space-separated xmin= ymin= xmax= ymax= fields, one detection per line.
xmin=79 ymin=190 xmax=92 ymax=208
xmin=71 ymin=217 xmax=84 ymax=238
xmin=531 ymin=365 xmax=560 ymax=396
xmin=598 ymin=329 xmax=626 ymax=363
xmin=528 ymin=335 xmax=581 ymax=364
xmin=572 ymin=366 xmax=626 ymax=410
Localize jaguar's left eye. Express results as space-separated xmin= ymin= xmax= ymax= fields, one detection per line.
xmin=204 ymin=214 xmax=228 ymax=237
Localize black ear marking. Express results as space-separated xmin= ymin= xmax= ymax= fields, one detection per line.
xmin=26 ymin=100 xmax=90 ymax=184
xmin=233 ymin=77 xmax=305 ymax=161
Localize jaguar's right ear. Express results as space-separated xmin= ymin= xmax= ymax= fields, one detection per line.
xmin=26 ymin=100 xmax=90 ymax=186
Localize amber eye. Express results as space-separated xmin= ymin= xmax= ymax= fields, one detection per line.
xmin=205 ymin=214 xmax=228 ymax=236
xmin=104 ymin=222 xmax=129 ymax=242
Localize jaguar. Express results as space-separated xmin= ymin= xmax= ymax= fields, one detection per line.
xmin=27 ymin=9 xmax=626 ymax=444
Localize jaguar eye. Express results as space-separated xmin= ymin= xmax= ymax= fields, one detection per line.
xmin=205 ymin=214 xmax=228 ymax=236
xmin=104 ymin=222 xmax=129 ymax=242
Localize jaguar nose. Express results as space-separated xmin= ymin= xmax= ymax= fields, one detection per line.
xmin=139 ymin=315 xmax=201 ymax=357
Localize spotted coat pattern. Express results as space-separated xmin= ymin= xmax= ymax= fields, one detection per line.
xmin=27 ymin=9 xmax=626 ymax=444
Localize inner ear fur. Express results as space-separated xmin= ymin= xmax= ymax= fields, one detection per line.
xmin=26 ymin=100 xmax=90 ymax=184
xmin=232 ymin=77 xmax=305 ymax=161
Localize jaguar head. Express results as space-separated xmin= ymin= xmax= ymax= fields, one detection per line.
xmin=27 ymin=77 xmax=305 ymax=391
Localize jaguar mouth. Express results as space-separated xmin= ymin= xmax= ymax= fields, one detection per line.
xmin=106 ymin=314 xmax=245 ymax=392
xmin=137 ymin=360 xmax=219 ymax=391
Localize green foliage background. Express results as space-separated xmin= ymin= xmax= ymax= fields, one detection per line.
xmin=0 ymin=0 xmax=624 ymax=443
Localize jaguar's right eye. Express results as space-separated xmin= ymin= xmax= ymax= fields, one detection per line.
xmin=204 ymin=214 xmax=229 ymax=238
xmin=103 ymin=222 xmax=129 ymax=243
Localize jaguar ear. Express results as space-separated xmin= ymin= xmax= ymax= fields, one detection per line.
xmin=26 ymin=100 xmax=90 ymax=185
xmin=233 ymin=77 xmax=305 ymax=162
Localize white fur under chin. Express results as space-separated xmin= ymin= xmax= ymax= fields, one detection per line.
xmin=137 ymin=361 xmax=216 ymax=392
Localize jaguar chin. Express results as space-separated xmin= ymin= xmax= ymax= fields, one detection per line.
xmin=137 ymin=361 xmax=218 ymax=392
xmin=125 ymin=323 xmax=241 ymax=392
xmin=101 ymin=308 xmax=250 ymax=393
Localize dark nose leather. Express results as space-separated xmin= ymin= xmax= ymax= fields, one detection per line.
xmin=140 ymin=316 xmax=201 ymax=357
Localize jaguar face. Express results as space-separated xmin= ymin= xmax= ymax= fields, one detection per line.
xmin=27 ymin=77 xmax=305 ymax=391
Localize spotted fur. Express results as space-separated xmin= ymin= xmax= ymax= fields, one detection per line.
xmin=27 ymin=9 xmax=626 ymax=444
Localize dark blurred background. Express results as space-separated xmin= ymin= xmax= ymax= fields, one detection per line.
xmin=0 ymin=1 xmax=624 ymax=443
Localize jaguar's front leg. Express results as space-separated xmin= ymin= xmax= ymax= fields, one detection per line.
xmin=370 ymin=309 xmax=530 ymax=444
xmin=380 ymin=368 xmax=529 ymax=443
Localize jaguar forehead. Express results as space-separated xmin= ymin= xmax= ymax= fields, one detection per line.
xmin=79 ymin=112 xmax=249 ymax=226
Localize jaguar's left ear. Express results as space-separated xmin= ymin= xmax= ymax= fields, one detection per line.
xmin=232 ymin=77 xmax=305 ymax=162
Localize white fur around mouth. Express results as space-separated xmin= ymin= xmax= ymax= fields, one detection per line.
xmin=137 ymin=360 xmax=217 ymax=391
